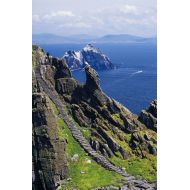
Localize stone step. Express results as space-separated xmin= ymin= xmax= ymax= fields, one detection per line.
xmin=35 ymin=67 xmax=156 ymax=190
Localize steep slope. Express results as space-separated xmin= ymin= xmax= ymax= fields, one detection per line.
xmin=63 ymin=44 xmax=114 ymax=71
xmin=32 ymin=46 xmax=69 ymax=190
xmin=32 ymin=94 xmax=69 ymax=190
xmin=32 ymin=45 xmax=157 ymax=190
xmin=139 ymin=100 xmax=157 ymax=132
xmin=55 ymin=64 xmax=157 ymax=162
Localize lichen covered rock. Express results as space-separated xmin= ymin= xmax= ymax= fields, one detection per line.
xmin=32 ymin=93 xmax=68 ymax=190
xmin=138 ymin=100 xmax=157 ymax=132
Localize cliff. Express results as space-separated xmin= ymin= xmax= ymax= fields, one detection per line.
xmin=139 ymin=100 xmax=157 ymax=132
xmin=32 ymin=46 xmax=69 ymax=190
xmin=32 ymin=45 xmax=157 ymax=190
xmin=32 ymin=93 xmax=68 ymax=190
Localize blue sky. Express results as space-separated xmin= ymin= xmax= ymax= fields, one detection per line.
xmin=32 ymin=0 xmax=157 ymax=37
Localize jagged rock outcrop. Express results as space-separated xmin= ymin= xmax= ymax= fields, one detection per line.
xmin=52 ymin=58 xmax=72 ymax=79
xmin=32 ymin=46 xmax=157 ymax=190
xmin=38 ymin=54 xmax=157 ymax=160
xmin=32 ymin=93 xmax=68 ymax=190
xmin=32 ymin=47 xmax=69 ymax=190
xmin=63 ymin=44 xmax=115 ymax=70
xmin=35 ymin=47 xmax=157 ymax=159
xmin=85 ymin=65 xmax=101 ymax=90
xmin=138 ymin=100 xmax=157 ymax=132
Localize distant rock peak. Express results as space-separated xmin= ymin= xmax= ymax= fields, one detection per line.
xmin=83 ymin=43 xmax=94 ymax=50
xmin=63 ymin=44 xmax=114 ymax=71
xmin=83 ymin=44 xmax=100 ymax=53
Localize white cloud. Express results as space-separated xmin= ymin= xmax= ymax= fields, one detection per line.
xmin=42 ymin=10 xmax=75 ymax=20
xmin=120 ymin=4 xmax=138 ymax=14
xmin=90 ymin=17 xmax=104 ymax=26
xmin=51 ymin=10 xmax=75 ymax=17
xmin=32 ymin=1 xmax=156 ymax=37
xmin=32 ymin=14 xmax=41 ymax=22
xmin=75 ymin=22 xmax=91 ymax=28
xmin=60 ymin=22 xmax=91 ymax=29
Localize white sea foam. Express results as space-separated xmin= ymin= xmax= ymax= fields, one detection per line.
xmin=131 ymin=70 xmax=143 ymax=76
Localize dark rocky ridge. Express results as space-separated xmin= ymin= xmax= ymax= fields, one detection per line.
xmin=32 ymin=46 xmax=69 ymax=190
xmin=139 ymin=100 xmax=157 ymax=132
xmin=32 ymin=45 xmax=157 ymax=190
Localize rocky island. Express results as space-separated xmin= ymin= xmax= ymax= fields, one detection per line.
xmin=63 ymin=44 xmax=115 ymax=71
xmin=32 ymin=45 xmax=157 ymax=190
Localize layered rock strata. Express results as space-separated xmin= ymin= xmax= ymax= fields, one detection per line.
xmin=139 ymin=100 xmax=157 ymax=132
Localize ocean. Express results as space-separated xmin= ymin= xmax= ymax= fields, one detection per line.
xmin=40 ymin=42 xmax=157 ymax=114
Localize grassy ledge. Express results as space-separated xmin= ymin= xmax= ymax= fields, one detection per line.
xmin=106 ymin=122 xmax=157 ymax=182
xmin=50 ymin=100 xmax=123 ymax=190
xmin=110 ymin=155 xmax=157 ymax=182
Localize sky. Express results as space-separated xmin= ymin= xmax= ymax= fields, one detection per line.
xmin=32 ymin=0 xmax=157 ymax=37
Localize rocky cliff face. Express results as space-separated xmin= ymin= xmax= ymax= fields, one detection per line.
xmin=139 ymin=100 xmax=157 ymax=132
xmin=32 ymin=94 xmax=68 ymax=190
xmin=32 ymin=45 xmax=157 ymax=190
xmin=63 ymin=44 xmax=114 ymax=71
xmin=63 ymin=66 xmax=157 ymax=159
xmin=32 ymin=46 xmax=69 ymax=190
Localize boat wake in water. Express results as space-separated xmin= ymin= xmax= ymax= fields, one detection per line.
xmin=131 ymin=70 xmax=143 ymax=76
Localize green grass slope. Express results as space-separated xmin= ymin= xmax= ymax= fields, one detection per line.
xmin=50 ymin=101 xmax=123 ymax=190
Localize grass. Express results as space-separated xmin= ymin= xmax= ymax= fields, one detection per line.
xmin=62 ymin=159 xmax=123 ymax=190
xmin=81 ymin=128 xmax=92 ymax=139
xmin=32 ymin=50 xmax=40 ymax=69
xmin=50 ymin=100 xmax=123 ymax=190
xmin=112 ymin=113 xmax=124 ymax=126
xmin=106 ymin=123 xmax=157 ymax=182
xmin=106 ymin=128 xmax=132 ymax=153
xmin=71 ymin=119 xmax=92 ymax=140
xmin=110 ymin=155 xmax=157 ymax=182
xmin=126 ymin=157 xmax=157 ymax=182
xmin=32 ymin=52 xmax=36 ymax=69
xmin=50 ymin=99 xmax=157 ymax=185
xmin=32 ymin=47 xmax=46 ymax=69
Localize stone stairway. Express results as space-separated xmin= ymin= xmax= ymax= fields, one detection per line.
xmin=35 ymin=66 xmax=156 ymax=190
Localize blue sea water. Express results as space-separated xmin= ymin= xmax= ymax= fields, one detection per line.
xmin=40 ymin=43 xmax=157 ymax=114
